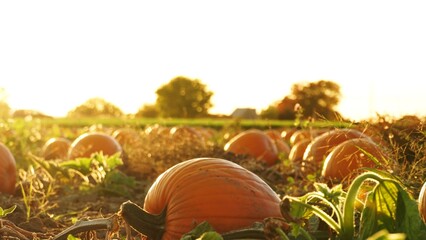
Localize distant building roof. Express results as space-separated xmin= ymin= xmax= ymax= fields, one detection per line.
xmin=230 ymin=108 xmax=258 ymax=119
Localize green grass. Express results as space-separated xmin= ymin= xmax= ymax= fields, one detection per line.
xmin=24 ymin=117 xmax=352 ymax=130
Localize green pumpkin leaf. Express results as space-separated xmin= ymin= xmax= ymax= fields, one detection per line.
xmin=359 ymin=179 xmax=426 ymax=239
xmin=60 ymin=157 xmax=92 ymax=175
xmin=394 ymin=186 xmax=426 ymax=239
xmin=181 ymin=221 xmax=218 ymax=240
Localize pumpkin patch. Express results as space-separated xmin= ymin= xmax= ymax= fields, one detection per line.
xmin=0 ymin=117 xmax=425 ymax=239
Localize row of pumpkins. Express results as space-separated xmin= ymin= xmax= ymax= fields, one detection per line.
xmin=0 ymin=126 xmax=425 ymax=239
xmin=226 ymin=127 xmax=387 ymax=183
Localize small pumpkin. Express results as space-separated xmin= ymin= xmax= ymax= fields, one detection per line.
xmin=112 ymin=128 xmax=141 ymax=146
xmin=265 ymin=130 xmax=291 ymax=158
xmin=288 ymin=138 xmax=311 ymax=164
xmin=289 ymin=129 xmax=314 ymax=146
xmin=42 ymin=137 xmax=71 ymax=160
xmin=280 ymin=128 xmax=297 ymax=144
xmin=169 ymin=126 xmax=206 ymax=148
xmin=68 ymin=132 xmax=122 ymax=159
xmin=169 ymin=126 xmax=201 ymax=139
xmin=321 ymin=138 xmax=387 ymax=183
xmin=120 ymin=158 xmax=282 ymax=239
xmin=419 ymin=181 xmax=426 ymax=224
xmin=289 ymin=129 xmax=327 ymax=146
xmin=224 ymin=129 xmax=279 ymax=166
xmin=0 ymin=142 xmax=16 ymax=195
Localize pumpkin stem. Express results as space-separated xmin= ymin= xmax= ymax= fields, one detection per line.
xmin=119 ymin=200 xmax=166 ymax=240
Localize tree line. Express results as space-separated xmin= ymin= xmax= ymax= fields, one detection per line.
xmin=0 ymin=77 xmax=343 ymax=120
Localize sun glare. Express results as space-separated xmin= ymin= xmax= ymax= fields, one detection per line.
xmin=1 ymin=1 xmax=425 ymax=120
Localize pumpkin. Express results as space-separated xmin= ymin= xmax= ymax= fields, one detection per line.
xmin=288 ymin=138 xmax=311 ymax=164
xmin=303 ymin=128 xmax=368 ymax=165
xmin=419 ymin=181 xmax=426 ymax=224
xmin=394 ymin=115 xmax=422 ymax=130
xmin=169 ymin=126 xmax=201 ymax=139
xmin=265 ymin=130 xmax=291 ymax=157
xmin=0 ymin=142 xmax=16 ymax=195
xmin=289 ymin=129 xmax=326 ymax=146
xmin=144 ymin=124 xmax=169 ymax=137
xmin=68 ymin=132 xmax=122 ymax=159
xmin=42 ymin=137 xmax=71 ymax=160
xmin=280 ymin=128 xmax=297 ymax=144
xmin=289 ymin=129 xmax=313 ymax=146
xmin=321 ymin=138 xmax=388 ymax=183
xmin=224 ymin=129 xmax=279 ymax=166
xmin=120 ymin=158 xmax=282 ymax=239
xmin=112 ymin=128 xmax=141 ymax=146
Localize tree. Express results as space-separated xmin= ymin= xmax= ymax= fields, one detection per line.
xmin=260 ymin=103 xmax=280 ymax=119
xmin=12 ymin=109 xmax=52 ymax=119
xmin=155 ymin=76 xmax=213 ymax=118
xmin=67 ymin=97 xmax=123 ymax=118
xmin=135 ymin=104 xmax=159 ymax=118
xmin=277 ymin=96 xmax=298 ymax=120
xmin=277 ymin=80 xmax=342 ymax=120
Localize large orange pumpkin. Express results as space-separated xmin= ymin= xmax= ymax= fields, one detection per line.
xmin=0 ymin=142 xmax=16 ymax=195
xmin=321 ymin=138 xmax=388 ymax=182
xmin=68 ymin=132 xmax=122 ymax=159
xmin=224 ymin=129 xmax=279 ymax=166
xmin=120 ymin=158 xmax=282 ymax=239
xmin=419 ymin=181 xmax=426 ymax=224
xmin=42 ymin=137 xmax=71 ymax=160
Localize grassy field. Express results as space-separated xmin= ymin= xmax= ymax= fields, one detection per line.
xmin=32 ymin=116 xmax=352 ymax=129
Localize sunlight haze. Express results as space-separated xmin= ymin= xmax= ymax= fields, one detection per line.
xmin=1 ymin=1 xmax=426 ymax=121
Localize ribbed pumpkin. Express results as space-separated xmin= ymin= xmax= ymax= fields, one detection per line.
xmin=419 ymin=181 xmax=426 ymax=224
xmin=120 ymin=158 xmax=282 ymax=239
xmin=68 ymin=132 xmax=122 ymax=159
xmin=224 ymin=129 xmax=279 ymax=166
xmin=0 ymin=142 xmax=16 ymax=195
xmin=42 ymin=137 xmax=71 ymax=160
xmin=303 ymin=128 xmax=368 ymax=164
xmin=321 ymin=138 xmax=387 ymax=182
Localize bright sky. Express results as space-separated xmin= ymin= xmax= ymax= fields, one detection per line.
xmin=1 ymin=1 xmax=426 ymax=121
